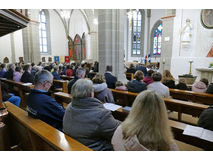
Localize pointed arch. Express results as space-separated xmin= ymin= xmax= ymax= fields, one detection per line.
xmin=150 ymin=20 xmax=163 ymax=57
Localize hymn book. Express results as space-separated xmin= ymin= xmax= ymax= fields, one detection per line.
xmin=183 ymin=125 xmax=213 ymax=142
xmin=103 ymin=103 xmax=122 ymax=111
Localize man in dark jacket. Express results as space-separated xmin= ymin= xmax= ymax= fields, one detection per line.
xmin=4 ymin=64 xmax=15 ymax=80
xmin=67 ymin=68 xmax=85 ymax=94
xmin=198 ymin=106 xmax=213 ymax=131
xmin=21 ymin=64 xmax=34 ymax=83
xmin=27 ymin=70 xmax=65 ymax=131
xmin=52 ymin=66 xmax=61 ymax=80
xmin=63 ymin=79 xmax=120 ymax=151
xmin=136 ymin=63 xmax=147 ymax=76
xmin=104 ymin=65 xmax=117 ymax=89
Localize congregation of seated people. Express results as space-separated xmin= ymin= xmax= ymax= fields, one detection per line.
xmin=2 ymin=61 xmax=213 ymax=151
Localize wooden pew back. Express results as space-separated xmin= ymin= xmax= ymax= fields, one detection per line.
xmin=170 ymin=88 xmax=213 ymax=105
xmin=3 ymin=102 xmax=92 ymax=151
xmin=110 ymin=89 xmax=209 ymax=122
xmin=0 ymin=78 xmax=33 ymax=109
xmin=53 ymin=79 xmax=68 ymax=93
xmin=125 ymin=73 xmax=134 ymax=81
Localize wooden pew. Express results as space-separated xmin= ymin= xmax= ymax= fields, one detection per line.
xmin=3 ymin=102 xmax=92 ymax=151
xmin=112 ymin=108 xmax=213 ymax=151
xmin=53 ymin=79 xmax=68 ymax=93
xmin=53 ymin=92 xmax=72 ymax=107
xmin=110 ymin=89 xmax=209 ymax=122
xmin=52 ymin=92 xmax=205 ymax=150
xmin=170 ymin=88 xmax=213 ymax=105
xmin=0 ymin=78 xmax=33 ymax=109
xmin=60 ymin=75 xmax=74 ymax=81
xmin=125 ymin=73 xmax=134 ymax=81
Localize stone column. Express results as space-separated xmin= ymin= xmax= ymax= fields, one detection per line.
xmin=159 ymin=9 xmax=176 ymax=73
xmin=22 ymin=9 xmax=40 ymax=64
xmin=98 ymin=9 xmax=127 ymax=83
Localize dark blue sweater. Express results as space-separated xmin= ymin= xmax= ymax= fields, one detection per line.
xmin=27 ymin=89 xmax=65 ymax=131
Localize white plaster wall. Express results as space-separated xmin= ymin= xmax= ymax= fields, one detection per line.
xmin=14 ymin=30 xmax=24 ymax=62
xmin=0 ymin=34 xmax=12 ymax=63
xmin=171 ymin=9 xmax=213 ymax=81
xmin=48 ymin=9 xmax=67 ymax=59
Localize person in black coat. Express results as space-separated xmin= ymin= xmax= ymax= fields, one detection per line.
xmin=127 ymin=70 xmax=147 ymax=93
xmin=206 ymin=83 xmax=213 ymax=94
xmin=104 ymin=65 xmax=117 ymax=89
xmin=198 ymin=106 xmax=213 ymax=131
xmin=175 ymin=79 xmax=188 ymax=90
xmin=136 ymin=63 xmax=147 ymax=77
xmin=4 ymin=64 xmax=15 ymax=80
xmin=21 ymin=64 xmax=34 ymax=83
xmin=67 ymin=68 xmax=85 ymax=94
xmin=126 ymin=63 xmax=136 ymax=74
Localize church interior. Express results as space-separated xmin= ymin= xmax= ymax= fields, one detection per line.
xmin=0 ymin=8 xmax=213 ymax=153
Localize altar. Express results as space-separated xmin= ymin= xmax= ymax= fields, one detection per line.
xmin=196 ymin=67 xmax=213 ymax=83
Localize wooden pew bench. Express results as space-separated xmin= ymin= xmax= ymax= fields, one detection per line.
xmin=3 ymin=102 xmax=92 ymax=151
xmin=52 ymin=79 xmax=68 ymax=93
xmin=110 ymin=89 xmax=209 ymax=123
xmin=125 ymin=73 xmax=134 ymax=81
xmin=60 ymin=75 xmax=74 ymax=81
xmin=170 ymin=88 xmax=213 ymax=105
xmin=0 ymin=78 xmax=33 ymax=109
xmin=113 ymin=108 xmax=212 ymax=151
xmin=53 ymin=92 xmax=72 ymax=107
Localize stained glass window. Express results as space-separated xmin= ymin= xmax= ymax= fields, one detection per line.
xmin=39 ymin=10 xmax=48 ymax=54
xmin=152 ymin=22 xmax=162 ymax=56
xmin=132 ymin=10 xmax=142 ymax=56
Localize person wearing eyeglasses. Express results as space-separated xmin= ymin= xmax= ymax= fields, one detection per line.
xmin=27 ymin=70 xmax=65 ymax=131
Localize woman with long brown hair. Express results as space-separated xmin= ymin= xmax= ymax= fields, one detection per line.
xmin=162 ymin=70 xmax=175 ymax=89
xmin=111 ymin=90 xmax=178 ymax=151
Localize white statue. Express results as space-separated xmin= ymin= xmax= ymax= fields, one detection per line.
xmin=180 ymin=19 xmax=193 ymax=45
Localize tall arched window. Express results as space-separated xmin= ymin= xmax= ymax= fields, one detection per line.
xmin=131 ymin=10 xmax=145 ymax=56
xmin=39 ymin=10 xmax=51 ymax=55
xmin=151 ymin=20 xmax=162 ymax=57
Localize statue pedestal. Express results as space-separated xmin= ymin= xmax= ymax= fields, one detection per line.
xmin=196 ymin=68 xmax=213 ymax=83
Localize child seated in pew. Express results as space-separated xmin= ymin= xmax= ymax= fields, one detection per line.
xmin=111 ymin=90 xmax=178 ymax=151
xmin=1 ymin=82 xmax=21 ymax=107
xmin=115 ymin=81 xmax=127 ymax=91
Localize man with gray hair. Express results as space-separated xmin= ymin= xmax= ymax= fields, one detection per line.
xmin=67 ymin=67 xmax=86 ymax=93
xmin=63 ymin=79 xmax=120 ymax=151
xmin=27 ymin=70 xmax=65 ymax=131
xmin=147 ymin=72 xmax=170 ymax=98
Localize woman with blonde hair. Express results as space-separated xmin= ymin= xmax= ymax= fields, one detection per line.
xmin=162 ymin=70 xmax=175 ymax=89
xmin=111 ymin=90 xmax=178 ymax=151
